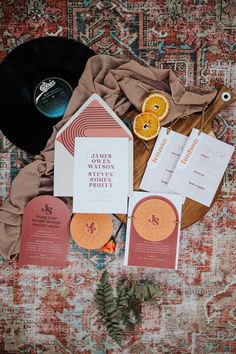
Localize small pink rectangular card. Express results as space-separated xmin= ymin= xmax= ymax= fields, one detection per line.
xmin=18 ymin=196 xmax=71 ymax=267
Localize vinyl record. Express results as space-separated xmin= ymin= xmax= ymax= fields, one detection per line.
xmin=70 ymin=213 xmax=113 ymax=250
xmin=0 ymin=37 xmax=95 ymax=154
xmin=132 ymin=197 xmax=178 ymax=241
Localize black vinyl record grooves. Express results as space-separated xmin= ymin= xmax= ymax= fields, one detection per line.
xmin=0 ymin=37 xmax=95 ymax=154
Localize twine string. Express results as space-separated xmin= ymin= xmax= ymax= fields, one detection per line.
xmin=167 ymin=114 xmax=189 ymax=134
xmin=198 ymin=103 xmax=209 ymax=135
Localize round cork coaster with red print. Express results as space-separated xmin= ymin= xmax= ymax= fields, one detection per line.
xmin=70 ymin=213 xmax=113 ymax=249
xmin=133 ymin=198 xmax=177 ymax=242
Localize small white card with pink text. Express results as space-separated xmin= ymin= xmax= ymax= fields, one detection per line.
xmin=168 ymin=128 xmax=234 ymax=207
xmin=140 ymin=127 xmax=187 ymax=195
xmin=73 ymin=137 xmax=130 ymax=214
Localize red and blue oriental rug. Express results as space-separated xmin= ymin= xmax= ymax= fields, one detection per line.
xmin=0 ymin=1 xmax=236 ymax=353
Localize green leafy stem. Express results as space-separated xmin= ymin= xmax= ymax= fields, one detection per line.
xmin=95 ymin=270 xmax=161 ymax=346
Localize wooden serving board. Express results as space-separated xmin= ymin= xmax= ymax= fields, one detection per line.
xmin=116 ymin=85 xmax=236 ymax=229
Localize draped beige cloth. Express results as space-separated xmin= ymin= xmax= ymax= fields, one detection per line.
xmin=0 ymin=54 xmax=217 ymax=259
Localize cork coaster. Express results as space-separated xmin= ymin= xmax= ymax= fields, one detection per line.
xmin=133 ymin=198 xmax=177 ymax=241
xmin=70 ymin=213 xmax=113 ymax=249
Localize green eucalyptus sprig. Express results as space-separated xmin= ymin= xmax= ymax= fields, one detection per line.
xmin=95 ymin=271 xmax=161 ymax=346
xmin=95 ymin=271 xmax=123 ymax=345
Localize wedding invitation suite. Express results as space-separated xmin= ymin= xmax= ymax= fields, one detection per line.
xmin=140 ymin=127 xmax=187 ymax=194
xmin=19 ymin=196 xmax=71 ymax=267
xmin=54 ymin=94 xmax=133 ymax=196
xmin=124 ymin=192 xmax=182 ymax=269
xmin=168 ymin=128 xmax=235 ymax=206
xmin=73 ymin=137 xmax=130 ymax=213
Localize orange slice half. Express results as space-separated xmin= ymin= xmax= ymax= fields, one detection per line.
xmin=133 ymin=112 xmax=160 ymax=141
xmin=142 ymin=93 xmax=169 ymax=121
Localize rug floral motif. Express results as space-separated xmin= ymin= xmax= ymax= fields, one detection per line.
xmin=0 ymin=1 xmax=236 ymax=353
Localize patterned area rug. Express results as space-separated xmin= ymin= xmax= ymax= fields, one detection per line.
xmin=0 ymin=1 xmax=236 ymax=353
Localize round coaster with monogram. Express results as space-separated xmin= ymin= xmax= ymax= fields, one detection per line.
xmin=70 ymin=213 xmax=113 ymax=249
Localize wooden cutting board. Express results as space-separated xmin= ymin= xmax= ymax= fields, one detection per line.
xmin=116 ymin=85 xmax=236 ymax=228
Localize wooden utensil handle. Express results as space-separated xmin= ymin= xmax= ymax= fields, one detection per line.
xmin=170 ymin=85 xmax=236 ymax=136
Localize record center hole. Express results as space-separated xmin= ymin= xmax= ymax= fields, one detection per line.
xmin=221 ymin=92 xmax=231 ymax=102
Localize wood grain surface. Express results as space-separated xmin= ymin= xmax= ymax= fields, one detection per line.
xmin=116 ymin=85 xmax=236 ymax=228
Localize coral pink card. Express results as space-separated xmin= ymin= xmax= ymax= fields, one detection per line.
xmin=124 ymin=192 xmax=182 ymax=270
xmin=19 ymin=196 xmax=71 ymax=267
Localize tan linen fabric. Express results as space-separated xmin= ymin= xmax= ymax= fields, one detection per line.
xmin=0 ymin=54 xmax=217 ymax=259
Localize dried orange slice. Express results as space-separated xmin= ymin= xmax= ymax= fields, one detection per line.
xmin=133 ymin=112 xmax=160 ymax=141
xmin=142 ymin=93 xmax=169 ymax=121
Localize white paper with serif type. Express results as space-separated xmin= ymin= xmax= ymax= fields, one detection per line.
xmin=168 ymin=128 xmax=235 ymax=207
xmin=140 ymin=127 xmax=187 ymax=195
xmin=73 ymin=137 xmax=130 ymax=213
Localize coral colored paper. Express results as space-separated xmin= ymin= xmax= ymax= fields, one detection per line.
xmin=124 ymin=192 xmax=182 ymax=270
xmin=18 ymin=196 xmax=71 ymax=267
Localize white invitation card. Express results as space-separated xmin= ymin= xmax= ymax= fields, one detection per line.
xmin=140 ymin=127 xmax=187 ymax=194
xmin=73 ymin=137 xmax=130 ymax=213
xmin=54 ymin=94 xmax=133 ymax=197
xmin=168 ymin=128 xmax=235 ymax=206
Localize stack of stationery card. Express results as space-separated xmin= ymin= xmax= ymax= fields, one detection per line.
xmin=140 ymin=127 xmax=234 ymax=208
xmin=54 ymin=94 xmax=133 ymax=214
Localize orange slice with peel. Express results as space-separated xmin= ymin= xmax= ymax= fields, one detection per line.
xmin=133 ymin=112 xmax=160 ymax=141
xmin=142 ymin=93 xmax=169 ymax=121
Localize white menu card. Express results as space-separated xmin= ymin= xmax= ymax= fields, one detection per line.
xmin=140 ymin=127 xmax=187 ymax=194
xmin=168 ymin=128 xmax=235 ymax=206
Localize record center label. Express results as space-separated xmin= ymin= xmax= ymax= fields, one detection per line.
xmin=34 ymin=77 xmax=73 ymax=119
